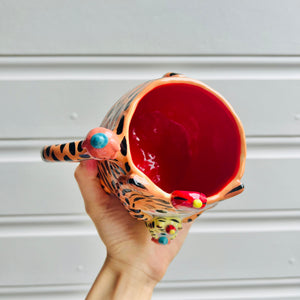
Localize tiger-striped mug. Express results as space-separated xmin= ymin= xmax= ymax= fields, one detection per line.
xmin=42 ymin=73 xmax=246 ymax=245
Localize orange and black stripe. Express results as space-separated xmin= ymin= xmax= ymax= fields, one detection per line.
xmin=41 ymin=140 xmax=90 ymax=162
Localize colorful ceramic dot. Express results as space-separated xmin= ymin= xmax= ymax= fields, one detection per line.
xmin=166 ymin=225 xmax=176 ymax=234
xmin=158 ymin=236 xmax=169 ymax=245
xmin=193 ymin=199 xmax=203 ymax=208
xmin=169 ymin=229 xmax=176 ymax=235
xmin=90 ymin=133 xmax=108 ymax=149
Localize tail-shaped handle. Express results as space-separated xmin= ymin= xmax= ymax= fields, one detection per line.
xmin=42 ymin=140 xmax=89 ymax=162
xmin=41 ymin=127 xmax=121 ymax=162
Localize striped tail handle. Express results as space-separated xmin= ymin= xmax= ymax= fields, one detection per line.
xmin=41 ymin=128 xmax=120 ymax=162
xmin=41 ymin=140 xmax=89 ymax=162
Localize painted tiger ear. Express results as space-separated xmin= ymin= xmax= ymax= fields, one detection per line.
xmin=163 ymin=72 xmax=185 ymax=78
xmin=224 ymin=182 xmax=245 ymax=199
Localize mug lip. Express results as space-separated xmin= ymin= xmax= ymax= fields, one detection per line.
xmin=123 ymin=76 xmax=247 ymax=204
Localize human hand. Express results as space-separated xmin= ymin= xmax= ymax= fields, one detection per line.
xmin=75 ymin=159 xmax=192 ymax=299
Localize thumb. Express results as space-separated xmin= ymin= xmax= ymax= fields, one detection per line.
xmin=74 ymin=160 xmax=112 ymax=218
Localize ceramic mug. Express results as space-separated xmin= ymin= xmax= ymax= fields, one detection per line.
xmin=42 ymin=72 xmax=246 ymax=245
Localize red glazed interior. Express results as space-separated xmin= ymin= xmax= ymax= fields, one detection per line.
xmin=129 ymin=83 xmax=241 ymax=197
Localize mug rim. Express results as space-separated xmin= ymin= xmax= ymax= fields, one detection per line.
xmin=122 ymin=76 xmax=246 ymax=204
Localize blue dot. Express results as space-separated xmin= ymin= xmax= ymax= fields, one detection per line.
xmin=158 ymin=236 xmax=168 ymax=245
xmin=90 ymin=133 xmax=108 ymax=149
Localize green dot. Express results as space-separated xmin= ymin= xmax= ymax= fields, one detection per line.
xmin=91 ymin=133 xmax=108 ymax=149
xmin=158 ymin=236 xmax=168 ymax=245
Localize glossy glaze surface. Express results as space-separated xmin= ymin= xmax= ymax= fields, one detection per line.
xmin=129 ymin=83 xmax=241 ymax=196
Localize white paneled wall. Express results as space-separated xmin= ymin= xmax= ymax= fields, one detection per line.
xmin=1 ymin=1 xmax=300 ymax=299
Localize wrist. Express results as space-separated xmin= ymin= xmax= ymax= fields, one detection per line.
xmin=105 ymin=242 xmax=171 ymax=283
xmin=86 ymin=255 xmax=157 ymax=300
xmin=105 ymin=255 xmax=158 ymax=297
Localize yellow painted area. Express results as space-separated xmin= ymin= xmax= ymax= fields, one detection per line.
xmin=193 ymin=199 xmax=203 ymax=208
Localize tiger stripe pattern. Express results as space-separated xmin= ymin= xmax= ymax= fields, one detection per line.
xmin=41 ymin=72 xmax=245 ymax=243
xmin=95 ymin=75 xmax=218 ymax=226
xmin=42 ymin=140 xmax=90 ymax=162
xmin=97 ymin=159 xmax=175 ymax=222
xmin=146 ymin=216 xmax=183 ymax=242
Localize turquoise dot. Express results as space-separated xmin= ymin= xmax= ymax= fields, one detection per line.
xmin=158 ymin=236 xmax=168 ymax=245
xmin=90 ymin=133 xmax=108 ymax=149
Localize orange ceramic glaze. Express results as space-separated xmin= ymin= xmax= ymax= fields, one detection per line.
xmin=42 ymin=73 xmax=246 ymax=244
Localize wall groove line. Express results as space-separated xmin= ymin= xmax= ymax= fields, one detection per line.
xmin=1 ymin=277 xmax=300 ymax=299
xmin=0 ymin=210 xmax=299 ymax=237
xmin=1 ymin=56 xmax=300 ymax=80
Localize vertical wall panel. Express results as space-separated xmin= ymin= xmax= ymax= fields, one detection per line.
xmin=1 ymin=1 xmax=299 ymax=299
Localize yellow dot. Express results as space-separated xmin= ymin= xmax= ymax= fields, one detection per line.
xmin=193 ymin=199 xmax=203 ymax=208
xmin=169 ymin=229 xmax=176 ymax=235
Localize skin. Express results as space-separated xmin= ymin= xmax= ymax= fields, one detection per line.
xmin=74 ymin=159 xmax=192 ymax=300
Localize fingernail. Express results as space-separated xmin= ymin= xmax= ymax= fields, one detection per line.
xmin=80 ymin=159 xmax=98 ymax=174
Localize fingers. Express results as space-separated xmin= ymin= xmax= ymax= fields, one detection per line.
xmin=74 ymin=160 xmax=111 ymax=218
xmin=74 ymin=159 xmax=99 ymax=181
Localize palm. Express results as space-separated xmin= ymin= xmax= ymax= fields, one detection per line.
xmin=76 ymin=160 xmax=191 ymax=281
